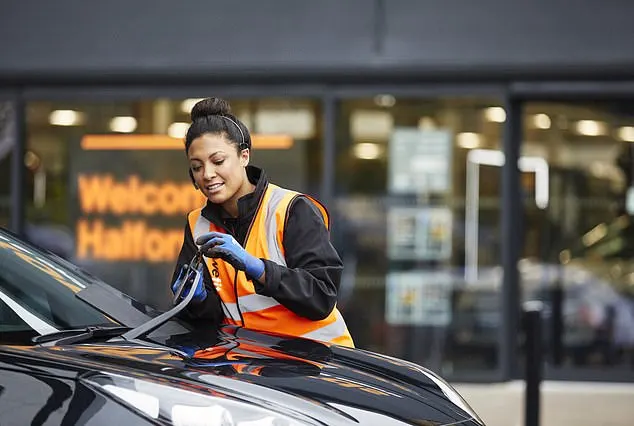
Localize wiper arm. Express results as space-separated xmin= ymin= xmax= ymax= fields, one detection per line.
xmin=33 ymin=325 xmax=131 ymax=345
xmin=34 ymin=252 xmax=203 ymax=349
xmin=118 ymin=252 xmax=204 ymax=342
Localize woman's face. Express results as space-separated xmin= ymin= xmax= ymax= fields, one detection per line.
xmin=188 ymin=133 xmax=250 ymax=206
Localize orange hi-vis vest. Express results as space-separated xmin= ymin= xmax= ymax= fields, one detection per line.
xmin=187 ymin=183 xmax=354 ymax=348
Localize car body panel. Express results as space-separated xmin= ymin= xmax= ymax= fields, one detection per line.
xmin=0 ymin=227 xmax=483 ymax=425
xmin=0 ymin=352 xmax=152 ymax=425
xmin=1 ymin=326 xmax=482 ymax=425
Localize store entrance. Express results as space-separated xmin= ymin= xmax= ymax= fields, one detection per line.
xmin=520 ymin=99 xmax=634 ymax=373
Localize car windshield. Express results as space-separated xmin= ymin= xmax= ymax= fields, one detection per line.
xmin=0 ymin=229 xmax=157 ymax=344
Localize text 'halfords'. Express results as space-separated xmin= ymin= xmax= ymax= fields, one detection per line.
xmin=76 ymin=220 xmax=183 ymax=262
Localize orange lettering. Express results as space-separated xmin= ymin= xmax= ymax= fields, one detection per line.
xmin=109 ymin=184 xmax=130 ymax=215
xmin=78 ymin=174 xmax=205 ymax=216
xmin=129 ymin=175 xmax=141 ymax=213
xmin=76 ymin=220 xmax=183 ymax=262
xmin=159 ymin=183 xmax=182 ymax=215
xmin=77 ymin=219 xmax=104 ymax=259
xmin=78 ymin=175 xmax=112 ymax=214
xmin=140 ymin=183 xmax=160 ymax=215
xmin=103 ymin=225 xmax=123 ymax=260
xmin=129 ymin=220 xmax=145 ymax=261
xmin=144 ymin=227 xmax=164 ymax=262
xmin=165 ymin=231 xmax=185 ymax=261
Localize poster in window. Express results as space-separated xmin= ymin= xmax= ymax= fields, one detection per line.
xmin=388 ymin=128 xmax=452 ymax=194
xmin=387 ymin=206 xmax=452 ymax=261
xmin=385 ymin=270 xmax=453 ymax=326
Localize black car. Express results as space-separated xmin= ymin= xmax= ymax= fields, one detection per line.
xmin=0 ymin=227 xmax=484 ymax=425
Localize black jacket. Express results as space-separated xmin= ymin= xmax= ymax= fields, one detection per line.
xmin=172 ymin=166 xmax=343 ymax=325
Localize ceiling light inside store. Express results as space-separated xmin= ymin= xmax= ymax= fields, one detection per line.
xmin=374 ymin=95 xmax=396 ymax=107
xmin=167 ymin=122 xmax=189 ymax=139
xmin=617 ymin=126 xmax=634 ymax=142
xmin=484 ymin=107 xmax=506 ymax=123
xmin=255 ymin=109 xmax=314 ymax=139
xmin=24 ymin=151 xmax=41 ymax=171
xmin=559 ymin=249 xmax=571 ymax=264
xmin=457 ymin=132 xmax=482 ymax=149
xmin=350 ymin=110 xmax=393 ymax=140
xmin=533 ymin=114 xmax=551 ymax=129
xmin=353 ymin=142 xmax=381 ymax=160
xmin=575 ymin=120 xmax=606 ymax=136
xmin=180 ymin=98 xmax=205 ymax=114
xmin=49 ymin=110 xmax=84 ymax=126
xmin=418 ymin=116 xmax=436 ymax=130
xmin=582 ymin=223 xmax=608 ymax=247
xmin=109 ymin=116 xmax=137 ymax=133
xmin=590 ymin=161 xmax=610 ymax=178
xmin=237 ymin=112 xmax=253 ymax=130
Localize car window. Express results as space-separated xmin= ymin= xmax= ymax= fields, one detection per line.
xmin=0 ymin=297 xmax=37 ymax=344
xmin=0 ymin=233 xmax=116 ymax=344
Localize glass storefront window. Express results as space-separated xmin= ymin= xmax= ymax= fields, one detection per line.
xmin=334 ymin=96 xmax=504 ymax=376
xmin=522 ymin=101 xmax=634 ymax=371
xmin=25 ymin=97 xmax=322 ymax=310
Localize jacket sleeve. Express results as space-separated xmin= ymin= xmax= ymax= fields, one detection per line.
xmin=171 ymin=221 xmax=224 ymax=326
xmin=254 ymin=196 xmax=343 ymax=321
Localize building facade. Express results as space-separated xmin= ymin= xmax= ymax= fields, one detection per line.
xmin=2 ymin=0 xmax=634 ymax=386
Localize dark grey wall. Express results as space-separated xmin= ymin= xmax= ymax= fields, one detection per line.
xmin=383 ymin=1 xmax=634 ymax=77
xmin=2 ymin=0 xmax=634 ymax=84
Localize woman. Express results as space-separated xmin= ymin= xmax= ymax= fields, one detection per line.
xmin=171 ymin=97 xmax=354 ymax=347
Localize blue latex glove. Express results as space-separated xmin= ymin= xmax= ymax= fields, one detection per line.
xmin=174 ymin=345 xmax=197 ymax=358
xmin=196 ymin=232 xmax=265 ymax=279
xmin=171 ymin=264 xmax=207 ymax=303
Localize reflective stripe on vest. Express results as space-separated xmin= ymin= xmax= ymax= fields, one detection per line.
xmin=262 ymin=185 xmax=292 ymax=266
xmin=300 ymin=310 xmax=349 ymax=343
xmin=187 ymin=184 xmax=353 ymax=347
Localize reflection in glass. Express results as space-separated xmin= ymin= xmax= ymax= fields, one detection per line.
xmin=0 ymin=230 xmax=114 ymax=341
xmin=522 ymin=101 xmax=634 ymax=370
xmin=334 ymin=97 xmax=504 ymax=375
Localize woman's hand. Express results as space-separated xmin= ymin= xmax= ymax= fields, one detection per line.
xmin=171 ymin=264 xmax=207 ymax=302
xmin=196 ymin=232 xmax=265 ymax=280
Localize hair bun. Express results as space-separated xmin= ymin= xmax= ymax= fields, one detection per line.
xmin=190 ymin=97 xmax=232 ymax=121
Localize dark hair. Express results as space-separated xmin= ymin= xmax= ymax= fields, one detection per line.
xmin=184 ymin=97 xmax=251 ymax=154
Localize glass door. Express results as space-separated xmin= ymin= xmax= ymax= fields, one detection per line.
xmin=521 ymin=99 xmax=634 ymax=380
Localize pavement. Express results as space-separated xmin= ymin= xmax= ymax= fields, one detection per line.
xmin=453 ymin=380 xmax=634 ymax=426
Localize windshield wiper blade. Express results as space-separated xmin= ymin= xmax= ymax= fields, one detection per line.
xmin=33 ymin=326 xmax=131 ymax=345
xmin=32 ymin=252 xmax=204 ymax=348
xmin=118 ymin=252 xmax=204 ymax=343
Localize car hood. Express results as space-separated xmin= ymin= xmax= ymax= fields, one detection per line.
xmin=9 ymin=326 xmax=483 ymax=426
